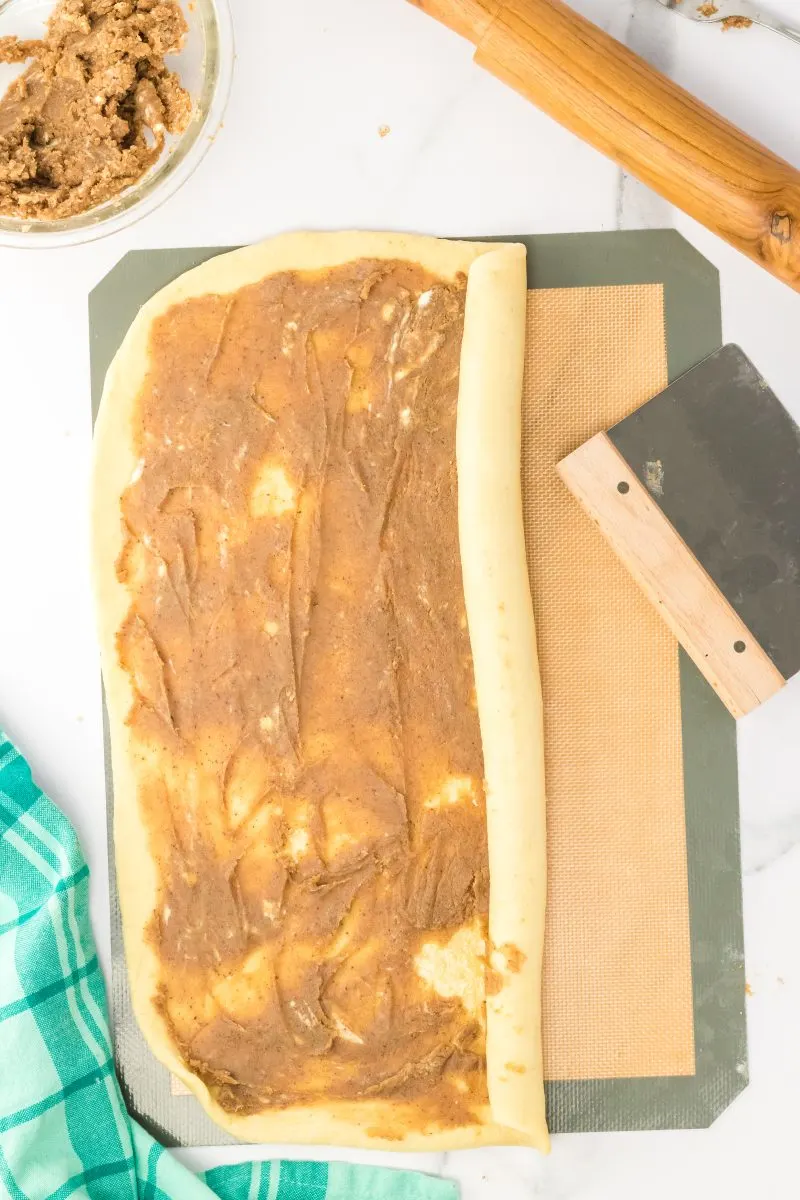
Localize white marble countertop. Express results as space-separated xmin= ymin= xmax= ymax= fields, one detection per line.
xmin=2 ymin=1 xmax=800 ymax=1196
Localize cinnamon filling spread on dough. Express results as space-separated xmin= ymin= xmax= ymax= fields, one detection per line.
xmin=117 ymin=259 xmax=491 ymax=1130
xmin=0 ymin=0 xmax=190 ymax=220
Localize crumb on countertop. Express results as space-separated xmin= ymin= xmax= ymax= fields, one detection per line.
xmin=721 ymin=14 xmax=753 ymax=28
xmin=378 ymin=125 xmax=391 ymax=138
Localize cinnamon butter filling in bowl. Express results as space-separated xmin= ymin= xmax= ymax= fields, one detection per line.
xmin=0 ymin=0 xmax=233 ymax=246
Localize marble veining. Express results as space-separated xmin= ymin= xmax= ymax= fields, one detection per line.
xmin=616 ymin=0 xmax=676 ymax=230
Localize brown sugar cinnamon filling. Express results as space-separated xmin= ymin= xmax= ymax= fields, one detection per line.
xmin=0 ymin=0 xmax=191 ymax=220
xmin=116 ymin=259 xmax=492 ymax=1129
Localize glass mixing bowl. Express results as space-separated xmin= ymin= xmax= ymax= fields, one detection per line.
xmin=0 ymin=0 xmax=234 ymax=247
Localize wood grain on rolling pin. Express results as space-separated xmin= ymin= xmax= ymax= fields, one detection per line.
xmin=409 ymin=0 xmax=800 ymax=293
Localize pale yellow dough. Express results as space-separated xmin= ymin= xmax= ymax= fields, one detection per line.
xmin=92 ymin=231 xmax=548 ymax=1152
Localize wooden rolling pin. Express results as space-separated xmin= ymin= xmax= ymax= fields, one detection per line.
xmin=408 ymin=0 xmax=800 ymax=293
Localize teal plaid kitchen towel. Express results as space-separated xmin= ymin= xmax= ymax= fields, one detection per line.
xmin=0 ymin=731 xmax=458 ymax=1200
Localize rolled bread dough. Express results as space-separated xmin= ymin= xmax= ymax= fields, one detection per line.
xmin=92 ymin=231 xmax=548 ymax=1151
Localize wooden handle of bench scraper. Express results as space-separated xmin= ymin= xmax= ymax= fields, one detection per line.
xmin=408 ymin=0 xmax=800 ymax=293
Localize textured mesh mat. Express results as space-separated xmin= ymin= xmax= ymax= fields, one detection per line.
xmin=523 ymin=286 xmax=694 ymax=1081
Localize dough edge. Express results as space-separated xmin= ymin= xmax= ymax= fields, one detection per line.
xmin=92 ymin=230 xmax=548 ymax=1152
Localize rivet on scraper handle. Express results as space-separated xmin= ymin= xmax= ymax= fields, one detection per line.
xmin=408 ymin=0 xmax=800 ymax=294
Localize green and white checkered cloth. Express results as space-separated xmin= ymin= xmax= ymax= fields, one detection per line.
xmin=0 ymin=731 xmax=458 ymax=1200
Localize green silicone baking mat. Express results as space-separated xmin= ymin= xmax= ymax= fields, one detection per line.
xmin=90 ymin=231 xmax=746 ymax=1146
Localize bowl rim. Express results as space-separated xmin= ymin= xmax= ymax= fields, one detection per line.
xmin=0 ymin=0 xmax=234 ymax=249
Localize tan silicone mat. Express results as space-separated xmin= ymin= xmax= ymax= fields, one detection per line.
xmin=524 ymin=286 xmax=694 ymax=1081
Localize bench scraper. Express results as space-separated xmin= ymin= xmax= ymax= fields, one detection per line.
xmin=558 ymin=344 xmax=800 ymax=718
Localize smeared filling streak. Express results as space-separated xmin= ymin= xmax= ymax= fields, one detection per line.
xmin=117 ymin=259 xmax=491 ymax=1132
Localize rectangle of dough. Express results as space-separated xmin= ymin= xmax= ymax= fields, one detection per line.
xmin=92 ymin=232 xmax=548 ymax=1151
